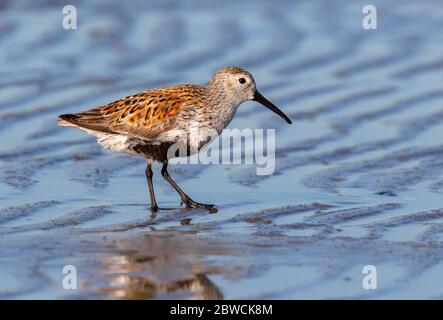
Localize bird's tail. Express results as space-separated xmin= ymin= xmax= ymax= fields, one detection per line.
xmin=58 ymin=114 xmax=77 ymax=127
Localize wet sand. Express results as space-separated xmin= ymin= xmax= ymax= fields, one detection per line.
xmin=1 ymin=0 xmax=443 ymax=299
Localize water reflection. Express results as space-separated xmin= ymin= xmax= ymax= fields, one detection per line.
xmin=98 ymin=240 xmax=224 ymax=299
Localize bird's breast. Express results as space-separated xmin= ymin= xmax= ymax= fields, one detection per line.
xmin=207 ymin=102 xmax=239 ymax=134
xmin=158 ymin=102 xmax=239 ymax=156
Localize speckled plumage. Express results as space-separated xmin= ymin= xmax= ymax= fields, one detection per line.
xmin=60 ymin=85 xmax=202 ymax=150
xmin=58 ymin=66 xmax=291 ymax=211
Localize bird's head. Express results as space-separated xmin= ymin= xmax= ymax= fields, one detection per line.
xmin=208 ymin=66 xmax=292 ymax=124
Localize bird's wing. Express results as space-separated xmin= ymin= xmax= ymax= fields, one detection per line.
xmin=58 ymin=85 xmax=205 ymax=141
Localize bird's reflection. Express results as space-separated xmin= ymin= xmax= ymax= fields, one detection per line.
xmin=99 ymin=253 xmax=223 ymax=300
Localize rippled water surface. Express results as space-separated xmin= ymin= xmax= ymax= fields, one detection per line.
xmin=1 ymin=0 xmax=443 ymax=299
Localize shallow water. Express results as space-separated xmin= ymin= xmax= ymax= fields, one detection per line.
xmin=1 ymin=0 xmax=443 ymax=299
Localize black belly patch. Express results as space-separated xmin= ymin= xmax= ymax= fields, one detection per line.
xmin=129 ymin=138 xmax=192 ymax=162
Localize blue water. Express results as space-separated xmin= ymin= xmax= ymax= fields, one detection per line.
xmin=1 ymin=0 xmax=443 ymax=299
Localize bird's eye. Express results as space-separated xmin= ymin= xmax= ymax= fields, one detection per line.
xmin=239 ymin=78 xmax=246 ymax=84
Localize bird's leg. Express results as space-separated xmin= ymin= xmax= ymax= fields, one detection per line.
xmin=161 ymin=162 xmax=216 ymax=212
xmin=145 ymin=163 xmax=159 ymax=212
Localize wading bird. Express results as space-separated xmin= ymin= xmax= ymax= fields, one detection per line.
xmin=59 ymin=66 xmax=292 ymax=212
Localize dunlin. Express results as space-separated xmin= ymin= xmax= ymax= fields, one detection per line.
xmin=59 ymin=66 xmax=292 ymax=212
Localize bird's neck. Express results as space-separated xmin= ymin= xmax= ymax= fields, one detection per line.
xmin=204 ymin=84 xmax=241 ymax=133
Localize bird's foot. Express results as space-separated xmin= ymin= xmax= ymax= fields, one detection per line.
xmin=182 ymin=199 xmax=217 ymax=213
xmin=150 ymin=205 xmax=180 ymax=212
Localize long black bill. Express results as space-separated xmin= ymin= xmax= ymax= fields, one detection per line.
xmin=253 ymin=91 xmax=292 ymax=124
